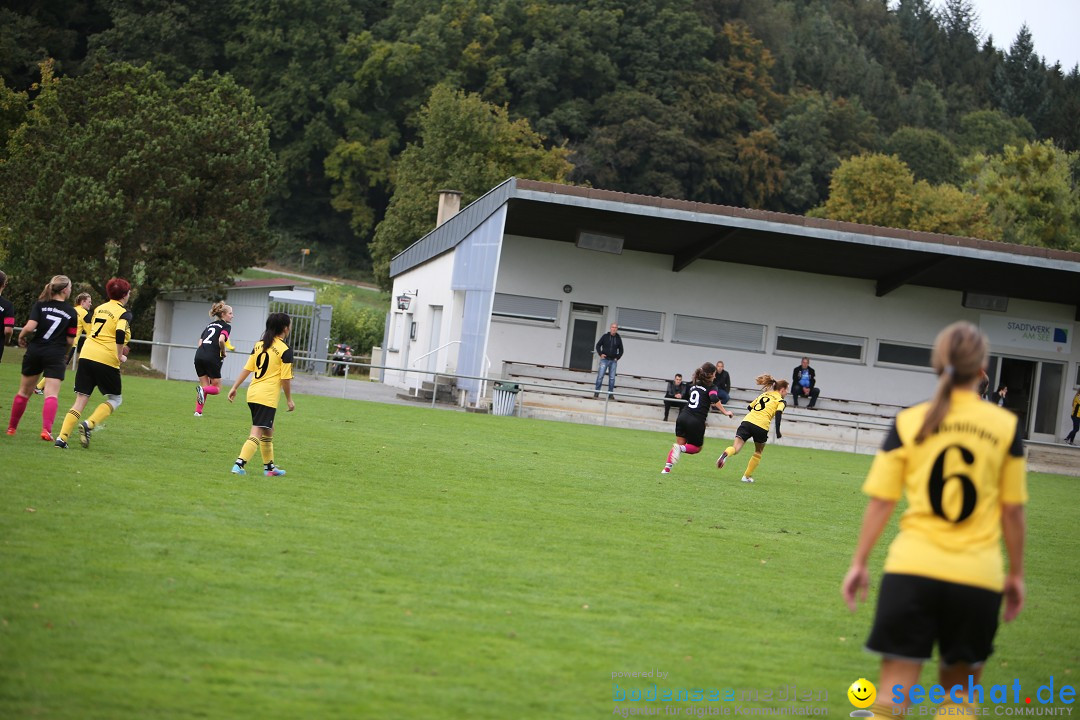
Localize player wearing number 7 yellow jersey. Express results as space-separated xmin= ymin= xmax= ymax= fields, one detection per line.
xmin=227 ymin=312 xmax=294 ymax=477
xmin=841 ymin=322 xmax=1027 ymax=719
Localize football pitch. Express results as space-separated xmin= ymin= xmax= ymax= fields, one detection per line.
xmin=1 ymin=365 xmax=1077 ymax=719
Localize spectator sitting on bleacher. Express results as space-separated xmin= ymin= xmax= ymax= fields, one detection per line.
xmin=663 ymin=373 xmax=687 ymax=421
xmin=714 ymin=360 xmax=731 ymax=404
xmin=792 ymin=357 xmax=821 ymax=409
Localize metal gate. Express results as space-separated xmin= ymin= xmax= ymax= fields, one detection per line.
xmin=268 ymin=297 xmax=333 ymax=372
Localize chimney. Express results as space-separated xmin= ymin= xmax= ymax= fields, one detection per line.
xmin=436 ymin=189 xmax=462 ymax=227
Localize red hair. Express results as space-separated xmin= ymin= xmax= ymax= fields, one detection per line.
xmin=106 ymin=277 xmax=131 ymax=300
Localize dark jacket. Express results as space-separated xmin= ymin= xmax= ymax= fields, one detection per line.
xmin=664 ymin=380 xmax=687 ymax=398
xmin=792 ymin=364 xmax=816 ymax=390
xmin=715 ymin=370 xmax=731 ymax=394
xmin=596 ymin=332 xmax=624 ymax=360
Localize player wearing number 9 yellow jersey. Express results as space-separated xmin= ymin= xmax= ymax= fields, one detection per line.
xmin=227 ymin=312 xmax=294 ymax=477
xmin=841 ymin=322 xmax=1027 ymax=719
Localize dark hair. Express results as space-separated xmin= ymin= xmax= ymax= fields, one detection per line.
xmin=106 ymin=277 xmax=131 ymax=300
xmin=39 ymin=274 xmax=71 ymax=301
xmin=260 ymin=312 xmax=291 ymax=348
xmin=692 ymin=362 xmax=717 ymax=387
xmin=916 ymin=322 xmax=988 ymax=443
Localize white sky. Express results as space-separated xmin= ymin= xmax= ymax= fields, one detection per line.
xmin=945 ymin=0 xmax=1080 ymax=71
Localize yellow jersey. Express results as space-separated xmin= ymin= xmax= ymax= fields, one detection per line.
xmin=863 ymin=390 xmax=1027 ymax=591
xmin=743 ymin=390 xmax=786 ymax=430
xmin=76 ymin=304 xmax=91 ymax=337
xmin=1071 ymin=392 xmax=1079 ymax=419
xmin=243 ymin=337 xmax=293 ymax=408
xmin=80 ymin=299 xmax=132 ymax=368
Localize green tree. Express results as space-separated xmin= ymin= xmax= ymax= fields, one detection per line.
xmin=965 ymin=141 xmax=1080 ymax=250
xmin=884 ymin=127 xmax=961 ymax=185
xmin=812 ymin=153 xmax=997 ymax=240
xmin=954 ymin=108 xmax=1035 ymax=156
xmin=993 ymin=25 xmax=1048 ymax=126
xmin=0 ymin=62 xmax=277 ymax=332
xmin=367 ymin=83 xmax=572 ymax=288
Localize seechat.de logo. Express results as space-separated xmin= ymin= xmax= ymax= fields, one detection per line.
xmin=849 ymin=678 xmax=877 ymax=717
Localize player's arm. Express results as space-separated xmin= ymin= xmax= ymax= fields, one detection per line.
xmin=228 ymin=369 xmax=252 ymax=402
xmin=17 ymin=319 xmax=39 ymax=347
xmin=218 ymin=333 xmax=228 ymax=357
xmin=709 ymin=389 xmax=734 ymax=418
xmin=841 ymin=497 xmax=896 ymax=611
xmin=773 ymin=410 xmax=783 ymax=439
xmin=281 ymin=378 xmax=295 ymax=412
xmin=1001 ymin=503 xmax=1026 ymax=622
xmin=116 ymin=314 xmax=131 ymax=364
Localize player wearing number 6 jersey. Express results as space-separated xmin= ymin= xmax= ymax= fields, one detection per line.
xmin=193 ymin=301 xmax=234 ymax=416
xmin=55 ymin=278 xmax=133 ymax=450
xmin=716 ymin=374 xmax=789 ymax=483
xmin=841 ymin=322 xmax=1027 ymax=719
xmin=662 ymin=362 xmax=734 ymax=474
xmin=227 ymin=312 xmax=294 ymax=476
xmin=7 ymin=276 xmax=78 ymax=439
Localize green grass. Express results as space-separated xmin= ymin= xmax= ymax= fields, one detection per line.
xmin=1 ymin=364 xmax=1077 ymax=719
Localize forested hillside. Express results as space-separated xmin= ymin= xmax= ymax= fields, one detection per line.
xmin=2 ymin=0 xmax=1078 ymax=293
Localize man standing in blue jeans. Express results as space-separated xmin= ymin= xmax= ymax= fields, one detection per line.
xmin=594 ymin=323 xmax=624 ymax=398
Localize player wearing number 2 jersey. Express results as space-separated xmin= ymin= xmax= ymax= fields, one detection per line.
xmin=55 ymin=278 xmax=133 ymax=450
xmin=842 ymin=322 xmax=1027 ymax=718
xmin=227 ymin=312 xmax=294 ymax=476
xmin=193 ymin=301 xmax=234 ymax=416
xmin=662 ymin=362 xmax=733 ymax=474
xmin=7 ymin=276 xmax=78 ymax=440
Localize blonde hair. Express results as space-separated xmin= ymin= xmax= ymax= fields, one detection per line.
xmin=210 ymin=301 xmax=232 ymax=319
xmin=74 ymin=292 xmax=91 ymax=305
xmin=39 ymin=275 xmax=71 ymax=301
xmin=755 ymin=374 xmax=788 ymax=392
xmin=915 ymin=322 xmax=989 ymax=443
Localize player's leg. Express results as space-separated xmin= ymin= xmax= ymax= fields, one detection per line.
xmin=56 ymin=392 xmax=91 ymax=447
xmin=717 ymin=434 xmax=746 ymax=469
xmin=80 ymin=367 xmax=122 ymax=447
xmin=40 ymin=376 xmax=62 ymax=438
xmin=742 ymin=441 xmax=766 ymax=482
xmin=871 ymin=658 xmax=923 ymax=718
xmin=261 ymin=427 xmax=285 ymax=476
xmin=7 ymin=374 xmax=40 ymax=434
xmin=232 ymin=425 xmax=263 ymax=475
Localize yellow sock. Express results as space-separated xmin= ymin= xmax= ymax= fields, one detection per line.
xmin=723 ymin=445 xmax=735 ymax=457
xmin=238 ymin=436 xmax=260 ymax=465
xmin=870 ymin=702 xmax=904 ymax=720
xmin=58 ymin=410 xmax=80 ymax=441
xmin=745 ymin=451 xmax=762 ymax=477
xmin=36 ymin=377 xmax=46 ymax=391
xmin=259 ymin=437 xmax=274 ymax=465
xmin=86 ymin=402 xmax=113 ymax=429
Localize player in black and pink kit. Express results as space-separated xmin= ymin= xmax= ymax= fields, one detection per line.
xmin=194 ymin=301 xmax=234 ymax=416
xmin=661 ymin=362 xmax=734 ymax=474
xmin=6 ymin=275 xmax=79 ymax=440
xmin=0 ymin=270 xmax=15 ymax=361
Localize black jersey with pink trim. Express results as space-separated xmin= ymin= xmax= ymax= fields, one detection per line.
xmin=195 ymin=321 xmax=232 ymax=359
xmin=681 ymin=383 xmax=719 ymax=420
xmin=28 ymin=300 xmax=79 ymax=348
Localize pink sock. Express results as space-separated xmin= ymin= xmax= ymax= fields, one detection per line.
xmin=684 ymin=444 xmax=702 ymax=455
xmin=203 ymin=386 xmax=220 ymax=395
xmin=8 ymin=394 xmax=29 ymax=431
xmin=42 ymin=396 xmax=58 ymax=433
xmin=196 ymin=401 xmax=205 ymax=413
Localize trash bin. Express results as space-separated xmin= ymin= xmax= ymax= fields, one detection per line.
xmin=492 ymin=381 xmax=521 ymax=416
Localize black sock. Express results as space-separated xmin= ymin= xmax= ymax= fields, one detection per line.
xmin=235 ymin=458 xmax=246 ymax=468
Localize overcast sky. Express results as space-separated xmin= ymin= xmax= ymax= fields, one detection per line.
xmin=941 ymin=0 xmax=1080 ymax=71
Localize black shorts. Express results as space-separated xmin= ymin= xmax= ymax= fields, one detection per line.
xmin=248 ymin=402 xmax=276 ymax=430
xmin=73 ymin=358 xmax=122 ymax=397
xmin=735 ymin=421 xmax=769 ymax=444
xmin=22 ymin=344 xmax=69 ymax=380
xmin=194 ymin=355 xmax=223 ymax=379
xmin=866 ymin=573 xmax=1002 ymax=666
xmin=675 ymin=412 xmax=707 ymax=447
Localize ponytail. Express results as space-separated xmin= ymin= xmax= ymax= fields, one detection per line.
xmin=755 ymin=373 xmax=779 ymax=391
xmin=39 ymin=274 xmax=71 ymax=301
xmin=915 ymin=322 xmax=988 ymax=443
xmin=692 ymin=362 xmax=717 ymax=387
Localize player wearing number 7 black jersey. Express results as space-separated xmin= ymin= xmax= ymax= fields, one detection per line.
xmin=661 ymin=362 xmax=734 ymax=474
xmin=227 ymin=312 xmax=294 ymax=476
xmin=193 ymin=301 xmax=234 ymax=416
xmin=841 ymin=322 xmax=1027 ymax=718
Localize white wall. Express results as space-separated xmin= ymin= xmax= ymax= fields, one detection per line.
xmin=489 ymin=235 xmax=1079 ymax=411
xmin=387 ymin=251 xmax=459 ymax=387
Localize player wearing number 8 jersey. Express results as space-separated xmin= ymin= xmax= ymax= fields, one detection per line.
xmin=841 ymin=322 xmax=1027 ymax=719
xmin=227 ymin=312 xmax=294 ymax=476
xmin=193 ymin=301 xmax=234 ymax=416
xmin=715 ymin=374 xmax=789 ymax=483
xmin=7 ymin=276 xmax=78 ymax=439
xmin=661 ymin=362 xmax=733 ymax=474
xmin=55 ymin=278 xmax=133 ymax=450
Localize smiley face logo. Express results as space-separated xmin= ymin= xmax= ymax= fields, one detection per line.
xmin=848 ymin=678 xmax=877 ymax=709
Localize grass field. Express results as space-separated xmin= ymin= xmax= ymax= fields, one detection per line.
xmin=1 ymin=363 xmax=1077 ymax=719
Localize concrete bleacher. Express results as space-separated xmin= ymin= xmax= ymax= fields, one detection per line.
xmin=498 ymin=361 xmax=895 ymax=455
xmin=495 ymin=361 xmax=1080 ymax=474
